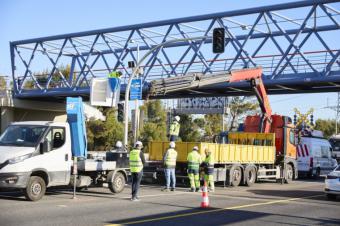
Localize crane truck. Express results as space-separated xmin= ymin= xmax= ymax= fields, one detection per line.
xmin=0 ymin=97 xmax=129 ymax=201
xmin=147 ymin=67 xmax=298 ymax=186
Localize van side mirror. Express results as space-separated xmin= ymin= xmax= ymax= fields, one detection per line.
xmin=40 ymin=139 xmax=51 ymax=154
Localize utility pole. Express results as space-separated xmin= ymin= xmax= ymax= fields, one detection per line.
xmin=324 ymin=92 xmax=340 ymax=135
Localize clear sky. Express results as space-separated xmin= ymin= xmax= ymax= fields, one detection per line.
xmin=0 ymin=0 xmax=339 ymax=121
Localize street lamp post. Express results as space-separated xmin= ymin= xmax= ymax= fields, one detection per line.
xmin=123 ymin=36 xmax=207 ymax=146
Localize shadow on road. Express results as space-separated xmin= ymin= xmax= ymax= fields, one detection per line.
xmin=106 ymin=205 xmax=340 ymax=226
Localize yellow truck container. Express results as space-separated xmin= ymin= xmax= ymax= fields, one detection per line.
xmin=149 ymin=133 xmax=275 ymax=164
xmin=146 ymin=132 xmax=282 ymax=187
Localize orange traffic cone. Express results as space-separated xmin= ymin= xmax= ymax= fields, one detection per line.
xmin=200 ymin=181 xmax=209 ymax=208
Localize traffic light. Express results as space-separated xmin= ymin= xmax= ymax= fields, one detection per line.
xmin=310 ymin=114 xmax=314 ymax=126
xmin=117 ymin=103 xmax=124 ymax=122
xmin=212 ymin=28 xmax=225 ymax=53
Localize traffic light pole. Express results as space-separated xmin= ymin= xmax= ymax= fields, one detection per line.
xmin=123 ymin=36 xmax=207 ymax=147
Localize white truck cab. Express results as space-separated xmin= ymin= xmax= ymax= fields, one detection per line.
xmin=297 ymin=130 xmax=337 ymax=178
xmin=0 ymin=121 xmax=72 ymax=200
xmin=0 ymin=120 xmax=129 ymax=201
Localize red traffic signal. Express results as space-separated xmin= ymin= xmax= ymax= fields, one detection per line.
xmin=213 ymin=28 xmax=225 ymax=53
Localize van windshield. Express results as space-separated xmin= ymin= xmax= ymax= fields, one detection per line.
xmin=0 ymin=125 xmax=47 ymax=147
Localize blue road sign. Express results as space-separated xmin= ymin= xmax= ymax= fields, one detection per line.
xmin=130 ymin=79 xmax=142 ymax=100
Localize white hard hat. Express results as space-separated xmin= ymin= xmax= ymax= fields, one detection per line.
xmin=175 ymin=116 xmax=180 ymax=122
xmin=193 ymin=146 xmax=199 ymax=151
xmin=135 ymin=141 xmax=143 ymax=148
xmin=169 ymin=141 xmax=176 ymax=148
xmin=115 ymin=141 xmax=122 ymax=148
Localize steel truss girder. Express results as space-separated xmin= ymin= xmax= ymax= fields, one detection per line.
xmin=9 ymin=0 xmax=340 ymax=99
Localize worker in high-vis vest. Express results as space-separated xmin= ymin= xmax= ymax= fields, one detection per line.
xmin=187 ymin=146 xmax=202 ymax=192
xmin=169 ymin=116 xmax=181 ymax=141
xmin=202 ymin=148 xmax=215 ymax=192
xmin=162 ymin=142 xmax=178 ymax=192
xmin=129 ymin=141 xmax=145 ymax=201
xmin=108 ymin=71 xmax=122 ymax=78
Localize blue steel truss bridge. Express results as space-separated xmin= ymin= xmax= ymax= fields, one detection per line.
xmin=9 ymin=0 xmax=340 ymax=100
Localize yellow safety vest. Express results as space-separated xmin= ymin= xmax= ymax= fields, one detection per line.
xmin=187 ymin=151 xmax=201 ymax=170
xmin=129 ymin=149 xmax=143 ymax=173
xmin=204 ymin=155 xmax=214 ymax=175
xmin=165 ymin=148 xmax=177 ymax=168
xmin=170 ymin=121 xmax=180 ymax=136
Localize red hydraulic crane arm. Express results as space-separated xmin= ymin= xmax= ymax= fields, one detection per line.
xmin=229 ymin=67 xmax=272 ymax=133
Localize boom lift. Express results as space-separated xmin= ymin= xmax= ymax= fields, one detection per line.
xmin=148 ymin=67 xmax=298 ymax=186
xmin=229 ymin=67 xmax=272 ymax=133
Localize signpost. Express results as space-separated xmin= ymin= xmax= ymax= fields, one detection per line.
xmin=130 ymin=79 xmax=142 ymax=100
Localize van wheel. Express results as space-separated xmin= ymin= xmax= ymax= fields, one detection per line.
xmin=108 ymin=172 xmax=125 ymax=193
xmin=230 ymin=166 xmax=242 ymax=187
xmin=24 ymin=176 xmax=46 ymax=201
xmin=245 ymin=167 xmax=256 ymax=186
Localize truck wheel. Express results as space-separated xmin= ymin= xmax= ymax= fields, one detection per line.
xmin=284 ymin=164 xmax=294 ymax=184
xmin=24 ymin=176 xmax=46 ymax=201
xmin=245 ymin=167 xmax=256 ymax=186
xmin=326 ymin=194 xmax=337 ymax=200
xmin=108 ymin=172 xmax=125 ymax=193
xmin=230 ymin=166 xmax=242 ymax=187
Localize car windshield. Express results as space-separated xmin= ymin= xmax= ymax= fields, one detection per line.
xmin=0 ymin=125 xmax=47 ymax=147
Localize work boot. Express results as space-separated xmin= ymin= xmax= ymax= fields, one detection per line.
xmin=171 ymin=188 xmax=176 ymax=192
xmin=195 ymin=188 xmax=200 ymax=192
xmin=208 ymin=188 xmax=215 ymax=193
xmin=190 ymin=188 xmax=195 ymax=192
xmin=162 ymin=187 xmax=170 ymax=192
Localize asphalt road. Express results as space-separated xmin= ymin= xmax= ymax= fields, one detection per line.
xmin=0 ymin=179 xmax=339 ymax=226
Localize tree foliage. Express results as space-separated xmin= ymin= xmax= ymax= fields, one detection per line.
xmin=0 ymin=76 xmax=6 ymax=90
xmin=22 ymin=65 xmax=73 ymax=89
xmin=204 ymin=114 xmax=223 ymax=137
xmin=86 ymin=108 xmax=123 ymax=151
xmin=139 ymin=100 xmax=167 ymax=151
xmin=314 ymin=119 xmax=336 ymax=138
xmin=178 ymin=114 xmax=202 ymax=142
xmin=227 ymin=97 xmax=258 ymax=130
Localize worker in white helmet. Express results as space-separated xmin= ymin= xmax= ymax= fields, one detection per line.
xmin=129 ymin=141 xmax=145 ymax=201
xmin=169 ymin=115 xmax=181 ymax=141
xmin=112 ymin=141 xmax=126 ymax=152
xmin=162 ymin=141 xmax=178 ymax=192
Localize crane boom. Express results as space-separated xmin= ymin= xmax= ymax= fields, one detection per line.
xmin=229 ymin=67 xmax=272 ymax=133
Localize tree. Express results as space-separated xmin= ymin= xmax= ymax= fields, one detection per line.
xmin=0 ymin=76 xmax=6 ymax=90
xmin=139 ymin=100 xmax=167 ymax=152
xmin=86 ymin=108 xmax=123 ymax=151
xmin=227 ymin=97 xmax=258 ymax=130
xmin=178 ymin=114 xmax=202 ymax=142
xmin=314 ymin=119 xmax=336 ymax=138
xmin=204 ymin=114 xmax=223 ymax=137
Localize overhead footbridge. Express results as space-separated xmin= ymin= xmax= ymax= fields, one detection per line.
xmin=9 ymin=0 xmax=340 ymax=100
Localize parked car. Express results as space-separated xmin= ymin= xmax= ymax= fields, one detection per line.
xmin=325 ymin=165 xmax=340 ymax=200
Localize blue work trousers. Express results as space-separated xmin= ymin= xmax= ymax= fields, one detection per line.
xmin=164 ymin=168 xmax=176 ymax=189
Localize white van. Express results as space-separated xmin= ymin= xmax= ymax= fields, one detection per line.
xmin=297 ymin=130 xmax=337 ymax=178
